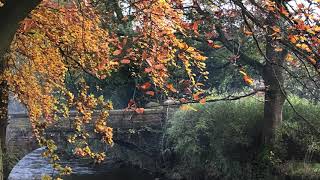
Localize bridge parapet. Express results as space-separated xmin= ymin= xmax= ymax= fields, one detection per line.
xmin=6 ymin=106 xmax=177 ymax=157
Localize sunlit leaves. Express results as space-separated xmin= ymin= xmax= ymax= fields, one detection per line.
xmin=239 ymin=70 xmax=254 ymax=86
xmin=6 ymin=0 xmax=212 ymax=177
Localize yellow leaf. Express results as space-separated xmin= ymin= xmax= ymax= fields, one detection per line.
xmin=275 ymin=47 xmax=283 ymax=52
xmin=180 ymin=105 xmax=198 ymax=111
xmin=244 ymin=30 xmax=253 ymax=36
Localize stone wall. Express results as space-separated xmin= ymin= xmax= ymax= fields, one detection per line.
xmin=8 ymin=106 xmax=178 ymax=179
xmin=6 ymin=106 xmax=177 ymax=157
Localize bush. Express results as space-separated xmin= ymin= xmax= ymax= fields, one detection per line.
xmin=278 ymin=96 xmax=320 ymax=162
xmin=165 ymin=96 xmax=320 ymax=179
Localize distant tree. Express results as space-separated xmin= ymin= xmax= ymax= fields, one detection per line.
xmin=183 ymin=0 xmax=320 ymax=149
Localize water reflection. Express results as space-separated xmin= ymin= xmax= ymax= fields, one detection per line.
xmin=64 ymin=167 xmax=160 ymax=180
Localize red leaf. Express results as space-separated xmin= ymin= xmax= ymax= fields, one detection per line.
xmin=192 ymin=21 xmax=199 ymax=32
xmin=146 ymin=91 xmax=155 ymax=96
xmin=135 ymin=108 xmax=144 ymax=114
xmin=113 ymin=49 xmax=122 ymax=56
xmin=193 ymin=92 xmax=203 ymax=101
xmin=140 ymin=82 xmax=152 ymax=90
xmin=179 ymin=98 xmax=188 ymax=103
xmin=142 ymin=51 xmax=148 ymax=60
xmin=154 ymin=64 xmax=165 ymax=70
xmin=199 ymin=98 xmax=206 ymax=105
xmin=120 ymin=59 xmax=130 ymax=64
xmin=144 ymin=67 xmax=153 ymax=73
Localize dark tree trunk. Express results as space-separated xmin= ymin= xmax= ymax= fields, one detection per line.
xmin=262 ymin=62 xmax=286 ymax=147
xmin=0 ymin=0 xmax=41 ymax=179
xmin=0 ymin=79 xmax=8 ymax=154
xmin=0 ymin=79 xmax=8 ymax=180
xmin=261 ymin=13 xmax=288 ymax=148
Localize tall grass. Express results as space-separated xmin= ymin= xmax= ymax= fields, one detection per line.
xmin=165 ymin=96 xmax=320 ymax=179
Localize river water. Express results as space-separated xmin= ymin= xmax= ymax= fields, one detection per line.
xmin=63 ymin=167 xmax=163 ymax=180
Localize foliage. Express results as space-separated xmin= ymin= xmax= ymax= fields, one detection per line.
xmin=1 ymin=0 xmax=320 ymax=178
xmin=277 ymin=96 xmax=320 ymax=162
xmin=1 ymin=0 xmax=209 ymax=178
xmin=279 ymin=162 xmax=320 ymax=179
xmin=166 ymin=97 xmax=263 ymax=179
xmin=2 ymin=151 xmax=20 ymax=178
xmin=166 ymin=96 xmax=320 ymax=179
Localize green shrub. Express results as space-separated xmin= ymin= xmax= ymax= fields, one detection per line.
xmin=278 ymin=96 xmax=320 ymax=161
xmin=165 ymin=96 xmax=320 ymax=179
xmin=166 ymin=97 xmax=264 ymax=179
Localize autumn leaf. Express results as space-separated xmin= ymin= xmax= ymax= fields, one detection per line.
xmin=21 ymin=19 xmax=35 ymax=32
xmin=140 ymin=82 xmax=152 ymax=90
xmin=239 ymin=70 xmax=247 ymax=76
xmin=180 ymin=105 xmax=197 ymax=111
xmin=243 ymin=75 xmax=254 ymax=86
xmin=144 ymin=67 xmax=153 ymax=73
xmin=193 ymin=92 xmax=203 ymax=101
xmin=179 ymin=98 xmax=188 ymax=103
xmin=142 ymin=51 xmax=148 ymax=60
xmin=288 ymin=35 xmax=297 ymax=44
xmin=146 ymin=91 xmax=155 ymax=96
xmin=285 ymin=54 xmax=294 ymax=62
xmin=199 ymin=98 xmax=206 ymax=104
xmin=275 ymin=47 xmax=283 ymax=52
xmin=279 ymin=6 xmax=289 ymax=16
xmin=166 ymin=83 xmax=177 ymax=92
xmin=135 ymin=108 xmax=144 ymax=114
xmin=113 ymin=49 xmax=122 ymax=56
xmin=272 ymin=26 xmax=281 ymax=33
xmin=192 ymin=21 xmax=199 ymax=35
xmin=120 ymin=59 xmax=130 ymax=64
xmin=244 ymin=30 xmax=253 ymax=36
xmin=154 ymin=64 xmax=165 ymax=70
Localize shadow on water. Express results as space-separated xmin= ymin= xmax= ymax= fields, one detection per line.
xmin=63 ymin=167 xmax=162 ymax=180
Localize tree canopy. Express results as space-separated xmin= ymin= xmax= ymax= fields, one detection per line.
xmin=0 ymin=0 xmax=320 ymax=179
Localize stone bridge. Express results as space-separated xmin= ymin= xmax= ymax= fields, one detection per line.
xmin=7 ymin=105 xmax=178 ymax=177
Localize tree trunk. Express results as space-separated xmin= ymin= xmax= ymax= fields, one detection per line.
xmin=262 ymin=63 xmax=285 ymax=147
xmin=261 ymin=13 xmax=288 ymax=148
xmin=0 ymin=79 xmax=8 ymax=180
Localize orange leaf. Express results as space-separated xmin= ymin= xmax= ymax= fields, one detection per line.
xmin=142 ymin=51 xmax=148 ymax=60
xmin=288 ymin=35 xmax=297 ymax=44
xmin=244 ymin=30 xmax=253 ymax=36
xmin=146 ymin=91 xmax=155 ymax=96
xmin=135 ymin=108 xmax=144 ymax=114
xmin=192 ymin=21 xmax=199 ymax=33
xmin=199 ymin=98 xmax=206 ymax=104
xmin=243 ymin=75 xmax=254 ymax=85
xmin=193 ymin=92 xmax=202 ymax=101
xmin=120 ymin=59 xmax=130 ymax=64
xmin=154 ymin=64 xmax=165 ymax=70
xmin=113 ymin=49 xmax=122 ymax=56
xmin=275 ymin=47 xmax=283 ymax=52
xmin=166 ymin=83 xmax=177 ymax=92
xmin=140 ymin=82 xmax=152 ymax=90
xmin=180 ymin=105 xmax=197 ymax=111
xmin=212 ymin=44 xmax=222 ymax=49
xmin=279 ymin=6 xmax=289 ymax=16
